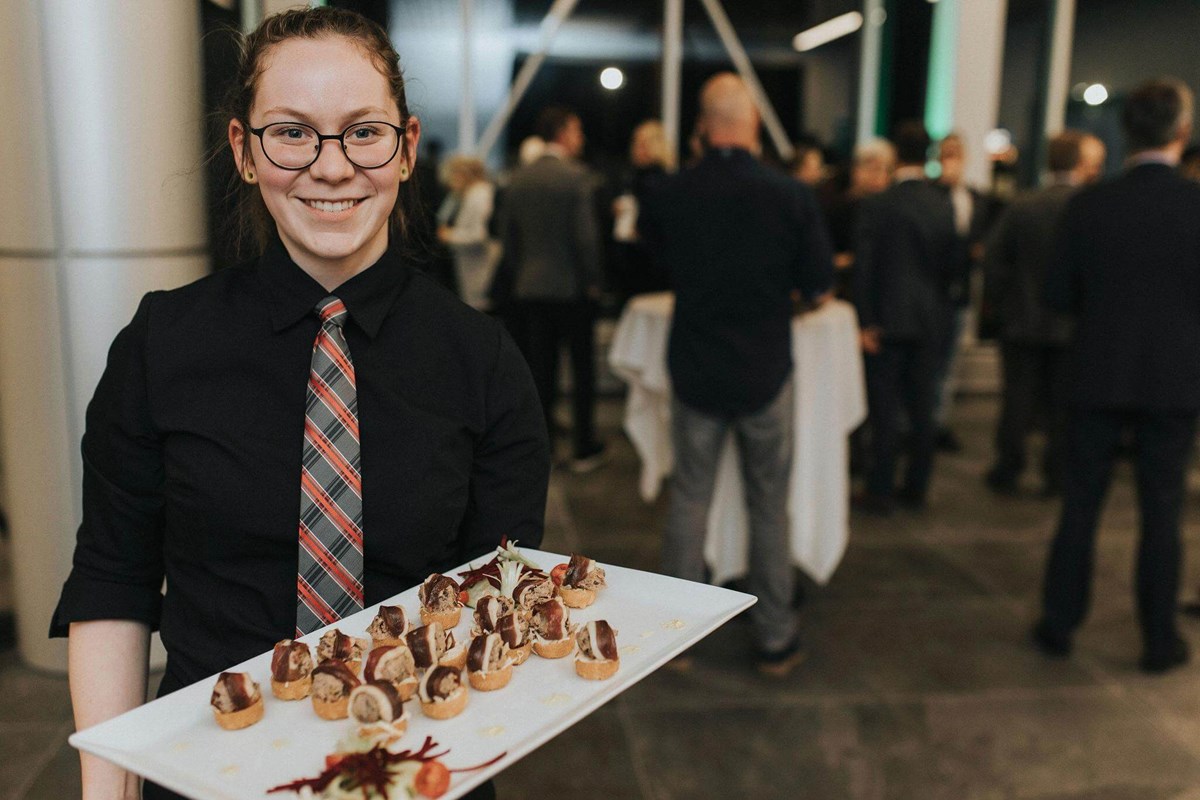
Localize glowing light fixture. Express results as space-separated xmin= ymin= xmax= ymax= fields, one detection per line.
xmin=793 ymin=11 xmax=864 ymax=52
xmin=1083 ymin=83 xmax=1108 ymax=106
xmin=984 ymin=128 xmax=1012 ymax=156
xmin=600 ymin=67 xmax=624 ymax=91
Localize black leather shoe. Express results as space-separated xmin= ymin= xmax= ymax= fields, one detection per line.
xmin=985 ymin=467 xmax=1018 ymax=495
xmin=1140 ymin=638 xmax=1189 ymax=674
xmin=1031 ymin=620 xmax=1072 ymax=658
xmin=755 ymin=636 xmax=806 ymax=678
xmin=936 ymin=428 xmax=962 ymax=453
xmin=895 ymin=489 xmax=928 ymax=511
xmin=851 ymin=492 xmax=894 ymax=516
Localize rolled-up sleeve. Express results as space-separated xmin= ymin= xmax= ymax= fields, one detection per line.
xmin=456 ymin=321 xmax=550 ymax=561
xmin=49 ymin=293 xmax=165 ymax=637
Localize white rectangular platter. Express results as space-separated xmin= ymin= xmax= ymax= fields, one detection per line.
xmin=71 ymin=548 xmax=754 ymax=800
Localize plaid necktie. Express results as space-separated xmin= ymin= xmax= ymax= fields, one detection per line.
xmin=296 ymin=296 xmax=364 ymax=635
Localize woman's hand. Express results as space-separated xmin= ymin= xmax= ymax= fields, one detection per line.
xmin=70 ymin=620 xmax=151 ymax=800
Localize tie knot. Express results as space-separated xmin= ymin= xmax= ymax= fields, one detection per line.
xmin=316 ymin=296 xmax=348 ymax=327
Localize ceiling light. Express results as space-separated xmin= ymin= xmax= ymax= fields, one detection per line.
xmin=984 ymin=128 xmax=1012 ymax=155
xmin=600 ymin=66 xmax=624 ymax=91
xmin=1083 ymin=83 xmax=1108 ymax=106
xmin=793 ymin=11 xmax=864 ymax=52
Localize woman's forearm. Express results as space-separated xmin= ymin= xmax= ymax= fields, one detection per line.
xmin=69 ymin=620 xmax=151 ymax=800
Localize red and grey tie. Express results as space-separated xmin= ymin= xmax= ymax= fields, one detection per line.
xmin=296 ymin=296 xmax=364 ymax=635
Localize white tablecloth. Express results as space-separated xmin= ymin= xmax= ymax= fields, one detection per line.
xmin=608 ymin=293 xmax=867 ymax=585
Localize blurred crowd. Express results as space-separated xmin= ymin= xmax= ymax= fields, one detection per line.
xmin=412 ymin=75 xmax=1200 ymax=675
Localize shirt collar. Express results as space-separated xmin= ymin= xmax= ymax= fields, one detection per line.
xmin=894 ymin=165 xmax=927 ymax=183
xmin=703 ymin=146 xmax=756 ymax=164
xmin=257 ymin=236 xmax=411 ymax=338
xmin=1127 ymin=149 xmax=1180 ymax=168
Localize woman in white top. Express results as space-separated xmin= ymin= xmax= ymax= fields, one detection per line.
xmin=438 ymin=155 xmax=500 ymax=309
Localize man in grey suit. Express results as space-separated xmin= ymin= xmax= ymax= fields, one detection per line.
xmin=502 ymin=107 xmax=606 ymax=470
xmin=983 ymin=130 xmax=1106 ymax=495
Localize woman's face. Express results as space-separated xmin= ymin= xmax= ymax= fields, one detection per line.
xmin=230 ymin=36 xmax=418 ymax=280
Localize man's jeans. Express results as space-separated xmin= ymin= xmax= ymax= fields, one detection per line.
xmin=663 ymin=379 xmax=797 ymax=652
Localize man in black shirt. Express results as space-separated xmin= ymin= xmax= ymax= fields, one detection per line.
xmin=640 ymin=73 xmax=834 ymax=676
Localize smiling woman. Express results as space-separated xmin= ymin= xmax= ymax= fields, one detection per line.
xmin=226 ymin=20 xmax=421 ymax=289
xmin=51 ymin=8 xmax=549 ymax=800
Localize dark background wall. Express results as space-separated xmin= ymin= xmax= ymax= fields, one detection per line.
xmin=1000 ymin=0 xmax=1200 ymax=184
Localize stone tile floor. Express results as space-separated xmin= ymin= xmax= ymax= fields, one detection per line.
xmin=4 ymin=395 xmax=1200 ymax=799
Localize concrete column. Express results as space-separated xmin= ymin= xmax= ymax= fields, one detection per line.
xmin=0 ymin=0 xmax=208 ymax=671
xmin=1043 ymin=0 xmax=1076 ymax=137
xmin=925 ymin=0 xmax=1009 ymax=187
xmin=661 ymin=0 xmax=683 ymax=167
xmin=855 ymin=0 xmax=887 ymax=144
xmin=458 ymin=0 xmax=477 ymax=153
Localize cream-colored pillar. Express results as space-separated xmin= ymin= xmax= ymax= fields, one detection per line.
xmin=0 ymin=0 xmax=208 ymax=672
xmin=925 ymin=0 xmax=1009 ymax=187
xmin=1043 ymin=0 xmax=1076 ymax=138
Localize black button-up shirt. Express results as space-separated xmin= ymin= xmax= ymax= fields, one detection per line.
xmin=639 ymin=148 xmax=834 ymax=417
xmin=50 ymin=238 xmax=549 ymax=692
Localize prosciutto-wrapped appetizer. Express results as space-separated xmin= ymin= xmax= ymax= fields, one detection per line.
xmin=366 ymin=605 xmax=411 ymax=647
xmin=471 ymin=594 xmax=514 ymax=636
xmin=406 ymin=622 xmax=467 ymax=672
xmin=574 ymin=620 xmax=619 ymax=680
xmin=311 ymin=659 xmax=362 ymax=720
xmin=466 ymin=632 xmax=513 ymax=691
xmin=363 ymin=643 xmax=419 ymax=701
xmin=530 ymin=597 xmax=575 ymax=659
xmin=270 ymin=639 xmax=315 ymax=700
xmin=316 ymin=628 xmax=370 ymax=674
xmin=211 ymin=672 xmax=264 ymax=730
xmin=418 ymin=665 xmax=468 ymax=720
xmin=512 ymin=573 xmax=554 ymax=612
xmin=418 ymin=574 xmax=463 ymax=629
xmin=349 ymin=680 xmax=408 ymax=735
xmin=557 ymin=554 xmax=606 ymax=608
xmin=496 ymin=611 xmax=533 ymax=665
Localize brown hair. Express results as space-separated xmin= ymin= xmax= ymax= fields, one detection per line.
xmin=1122 ymin=77 xmax=1194 ymax=152
xmin=1047 ymin=130 xmax=1085 ymax=173
xmin=222 ymin=6 xmax=421 ymax=260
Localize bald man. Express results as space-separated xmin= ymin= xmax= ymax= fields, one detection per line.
xmin=640 ymin=73 xmax=834 ymax=677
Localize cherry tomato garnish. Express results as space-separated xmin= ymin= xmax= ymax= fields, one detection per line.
xmin=414 ymin=760 xmax=452 ymax=798
xmin=458 ymin=590 xmax=470 ymax=606
xmin=550 ymin=563 xmax=569 ymax=587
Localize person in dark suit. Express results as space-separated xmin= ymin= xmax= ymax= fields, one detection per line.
xmin=983 ymin=131 xmax=1106 ymax=495
xmin=640 ymin=73 xmax=834 ymax=676
xmin=1033 ymin=78 xmax=1200 ymax=673
xmin=931 ymin=132 xmax=999 ymax=452
xmin=853 ymin=121 xmax=959 ymax=513
xmin=501 ymin=107 xmax=606 ymax=471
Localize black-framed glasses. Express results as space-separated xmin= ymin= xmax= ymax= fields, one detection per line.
xmin=249 ymin=120 xmax=407 ymax=170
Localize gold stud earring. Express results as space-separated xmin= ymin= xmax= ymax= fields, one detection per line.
xmin=400 ymin=166 xmax=409 ymax=178
xmin=245 ymin=169 xmax=256 ymax=183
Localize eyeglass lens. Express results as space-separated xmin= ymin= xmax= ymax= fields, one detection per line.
xmin=259 ymin=122 xmax=400 ymax=169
